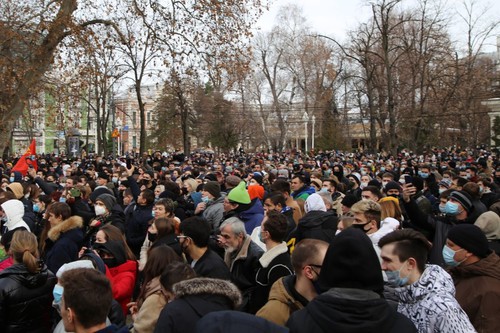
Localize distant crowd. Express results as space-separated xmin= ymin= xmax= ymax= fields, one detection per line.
xmin=0 ymin=146 xmax=499 ymax=333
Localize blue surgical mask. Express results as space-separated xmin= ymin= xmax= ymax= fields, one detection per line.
xmin=444 ymin=201 xmax=460 ymax=216
xmin=385 ymin=262 xmax=409 ymax=287
xmin=418 ymin=171 xmax=429 ymax=179
xmin=53 ymin=284 xmax=64 ymax=304
xmin=151 ymin=210 xmax=156 ymax=218
xmin=258 ymin=230 xmax=265 ymax=243
xmin=201 ymin=196 xmax=211 ymax=204
xmin=439 ymin=204 xmax=446 ymax=214
xmin=112 ymin=177 xmax=118 ymax=183
xmin=33 ymin=203 xmax=41 ymax=213
xmin=442 ymin=245 xmax=465 ymax=267
xmin=380 ymin=167 xmax=386 ymax=172
xmin=438 ymin=188 xmax=446 ymax=195
xmin=59 ymin=197 xmax=66 ymax=203
xmin=320 ymin=188 xmax=329 ymax=193
xmin=9 ymin=177 xmax=15 ymax=183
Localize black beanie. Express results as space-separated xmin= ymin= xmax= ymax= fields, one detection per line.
xmin=203 ymin=181 xmax=221 ymax=198
xmin=384 ymin=181 xmax=401 ymax=193
xmin=341 ymin=194 xmax=359 ymax=208
xmin=449 ymin=191 xmax=473 ymax=213
xmin=447 ymin=224 xmax=490 ymax=258
xmin=96 ymin=193 xmax=116 ymax=212
xmin=318 ymin=228 xmax=384 ymax=294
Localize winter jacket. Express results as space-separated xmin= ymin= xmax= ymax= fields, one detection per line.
xmin=44 ymin=216 xmax=84 ymax=274
xmin=449 ymin=252 xmax=500 ymax=333
xmin=238 ymin=198 xmax=265 ymax=234
xmin=224 ymin=236 xmax=264 ymax=312
xmin=1 ymin=200 xmax=30 ymax=232
xmin=0 ymin=263 xmax=56 ymax=333
xmin=256 ymin=275 xmax=307 ymax=326
xmin=106 ymin=260 xmax=137 ymax=316
xmin=192 ymin=248 xmax=230 ymax=280
xmin=291 ymin=185 xmax=315 ymax=201
xmin=394 ymin=264 xmax=476 ymax=333
xmin=131 ymin=277 xmax=166 ymax=333
xmin=153 ymin=278 xmax=242 ymax=333
xmin=125 ymin=203 xmax=154 ymax=257
xmin=287 ymin=288 xmax=417 ymax=333
xmin=201 ymin=196 xmax=225 ymax=232
xmin=196 ymin=310 xmax=289 ymax=333
xmin=250 ymin=242 xmax=293 ymax=314
xmin=295 ymin=210 xmax=338 ymax=244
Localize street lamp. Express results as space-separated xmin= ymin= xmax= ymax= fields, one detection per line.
xmin=303 ymin=112 xmax=309 ymax=152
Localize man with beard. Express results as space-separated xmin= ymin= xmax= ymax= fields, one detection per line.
xmin=218 ymin=217 xmax=264 ymax=313
xmin=178 ymin=216 xmax=230 ymax=280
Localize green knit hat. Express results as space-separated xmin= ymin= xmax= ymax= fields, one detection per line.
xmin=228 ymin=181 xmax=251 ymax=204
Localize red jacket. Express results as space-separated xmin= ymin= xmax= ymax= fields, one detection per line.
xmin=0 ymin=257 xmax=14 ymax=272
xmin=105 ymin=260 xmax=137 ymax=315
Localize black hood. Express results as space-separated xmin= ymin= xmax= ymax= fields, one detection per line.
xmin=299 ymin=211 xmax=337 ymax=229
xmin=307 ymin=292 xmax=398 ymax=333
xmin=0 ymin=263 xmax=50 ymax=289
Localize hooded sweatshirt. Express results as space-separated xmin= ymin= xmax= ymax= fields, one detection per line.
xmin=394 ymin=264 xmax=476 ymax=333
xmin=1 ymin=199 xmax=30 ymax=232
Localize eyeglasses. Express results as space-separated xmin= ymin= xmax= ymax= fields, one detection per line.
xmin=176 ymin=235 xmax=189 ymax=241
xmin=306 ymin=263 xmax=322 ymax=275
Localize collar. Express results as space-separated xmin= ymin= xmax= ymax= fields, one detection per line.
xmin=259 ymin=242 xmax=289 ymax=268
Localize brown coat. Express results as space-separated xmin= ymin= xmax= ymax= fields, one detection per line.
xmin=450 ymin=252 xmax=500 ymax=333
xmin=131 ymin=277 xmax=166 ymax=333
xmin=256 ymin=276 xmax=304 ymax=326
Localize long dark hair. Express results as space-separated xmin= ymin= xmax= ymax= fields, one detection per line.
xmin=137 ymin=245 xmax=182 ymax=307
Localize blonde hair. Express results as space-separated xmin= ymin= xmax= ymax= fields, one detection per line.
xmin=379 ymin=199 xmax=403 ymax=222
xmin=10 ymin=230 xmax=40 ymax=273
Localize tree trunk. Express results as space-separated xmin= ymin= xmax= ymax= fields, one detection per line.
xmin=0 ymin=0 xmax=78 ymax=153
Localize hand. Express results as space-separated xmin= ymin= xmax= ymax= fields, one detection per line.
xmin=195 ymin=202 xmax=206 ymax=215
xmin=402 ymin=184 xmax=417 ymax=203
xmin=126 ymin=164 xmax=135 ymax=177
xmin=90 ymin=220 xmax=100 ymax=227
xmin=127 ymin=302 xmax=138 ymax=319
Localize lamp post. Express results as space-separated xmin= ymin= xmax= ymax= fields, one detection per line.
xmin=312 ymin=115 xmax=316 ymax=150
xmin=303 ymin=112 xmax=309 ymax=153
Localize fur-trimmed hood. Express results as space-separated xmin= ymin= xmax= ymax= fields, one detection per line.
xmin=173 ymin=277 xmax=242 ymax=309
xmin=48 ymin=216 xmax=83 ymax=241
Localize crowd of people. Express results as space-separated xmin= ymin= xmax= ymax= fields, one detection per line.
xmin=0 ymin=146 xmax=499 ymax=333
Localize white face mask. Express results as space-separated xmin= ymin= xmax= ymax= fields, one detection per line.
xmin=95 ymin=205 xmax=107 ymax=216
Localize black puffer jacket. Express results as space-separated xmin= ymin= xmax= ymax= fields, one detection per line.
xmin=154 ymin=278 xmax=242 ymax=333
xmin=0 ymin=263 xmax=56 ymax=333
xmin=295 ymin=211 xmax=338 ymax=244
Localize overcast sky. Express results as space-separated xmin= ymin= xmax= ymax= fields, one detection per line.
xmin=254 ymin=0 xmax=500 ymax=54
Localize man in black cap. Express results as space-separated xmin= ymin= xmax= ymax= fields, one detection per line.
xmin=286 ymin=228 xmax=416 ymax=333
xmin=445 ymin=224 xmax=500 ymax=333
xmin=402 ymin=187 xmax=475 ymax=266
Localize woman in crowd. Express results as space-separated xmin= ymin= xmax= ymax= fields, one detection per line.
xmin=129 ymin=246 xmax=182 ymax=333
xmin=43 ymin=202 xmax=84 ymax=274
xmin=95 ymin=240 xmax=138 ymax=316
xmin=139 ymin=199 xmax=181 ymax=270
xmin=0 ymin=230 xmax=56 ymax=333
xmin=182 ymin=178 xmax=202 ymax=217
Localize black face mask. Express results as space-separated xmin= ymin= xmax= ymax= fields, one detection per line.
xmin=147 ymin=232 xmax=157 ymax=243
xmin=102 ymin=257 xmax=118 ymax=268
xmin=181 ymin=187 xmax=189 ymax=195
xmin=351 ymin=222 xmax=370 ymax=233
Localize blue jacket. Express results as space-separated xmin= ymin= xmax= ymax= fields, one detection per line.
xmin=44 ymin=216 xmax=84 ymax=275
xmin=239 ymin=199 xmax=265 ymax=234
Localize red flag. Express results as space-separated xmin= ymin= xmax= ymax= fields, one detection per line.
xmin=11 ymin=139 xmax=38 ymax=176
